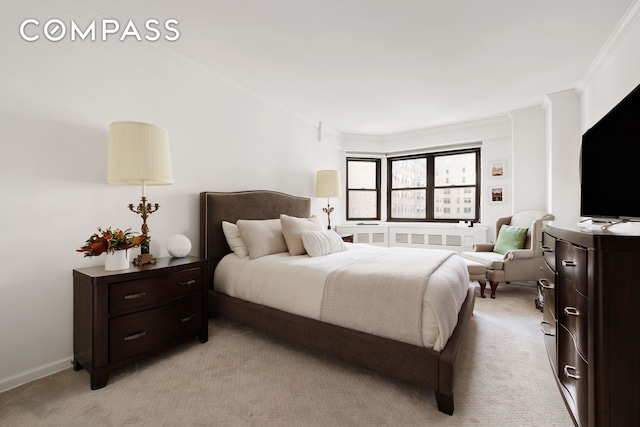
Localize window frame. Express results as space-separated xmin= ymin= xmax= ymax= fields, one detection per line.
xmin=346 ymin=157 xmax=382 ymax=221
xmin=386 ymin=148 xmax=480 ymax=223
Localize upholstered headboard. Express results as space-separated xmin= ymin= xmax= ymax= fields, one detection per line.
xmin=199 ymin=190 xmax=311 ymax=288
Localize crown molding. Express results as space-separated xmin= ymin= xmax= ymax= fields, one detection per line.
xmin=577 ymin=0 xmax=640 ymax=90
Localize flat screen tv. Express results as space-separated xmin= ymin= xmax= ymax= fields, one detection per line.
xmin=580 ymin=82 xmax=640 ymax=221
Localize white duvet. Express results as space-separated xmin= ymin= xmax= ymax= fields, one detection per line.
xmin=213 ymin=243 xmax=470 ymax=351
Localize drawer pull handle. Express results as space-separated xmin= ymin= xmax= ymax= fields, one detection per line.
xmin=124 ymin=292 xmax=147 ymax=300
xmin=179 ymin=280 xmax=197 ymax=287
xmin=538 ymin=278 xmax=554 ymax=289
xmin=564 ymin=306 xmax=579 ymax=316
xmin=540 ymin=321 xmax=555 ymax=336
xmin=124 ymin=331 xmax=147 ymax=341
xmin=563 ymin=365 xmax=580 ymax=380
xmin=541 ymin=246 xmax=553 ymax=253
xmin=562 ymin=260 xmax=576 ymax=267
xmin=181 ymin=314 xmax=196 ymax=323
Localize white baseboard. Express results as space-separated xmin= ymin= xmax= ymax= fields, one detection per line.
xmin=0 ymin=357 xmax=72 ymax=394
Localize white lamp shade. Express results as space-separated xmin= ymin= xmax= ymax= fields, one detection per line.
xmin=107 ymin=121 xmax=173 ymax=186
xmin=315 ymin=170 xmax=341 ymax=197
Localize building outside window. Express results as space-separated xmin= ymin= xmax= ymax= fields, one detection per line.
xmin=386 ymin=149 xmax=481 ymax=222
xmin=346 ymin=157 xmax=381 ymax=220
xmin=346 ymin=149 xmax=480 ymax=222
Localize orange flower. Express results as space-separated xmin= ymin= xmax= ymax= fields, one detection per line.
xmin=77 ymin=227 xmax=147 ymax=257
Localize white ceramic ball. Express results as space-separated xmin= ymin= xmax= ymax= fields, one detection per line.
xmin=167 ymin=234 xmax=191 ymax=258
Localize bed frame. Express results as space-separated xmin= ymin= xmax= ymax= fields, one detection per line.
xmin=200 ymin=190 xmax=475 ymax=415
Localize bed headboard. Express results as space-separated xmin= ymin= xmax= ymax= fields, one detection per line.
xmin=199 ymin=190 xmax=311 ymax=287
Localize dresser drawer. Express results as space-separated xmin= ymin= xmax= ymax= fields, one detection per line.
xmin=109 ymin=295 xmax=202 ymax=363
xmin=558 ymin=276 xmax=588 ymax=359
xmin=558 ymin=325 xmax=588 ymax=427
xmin=556 ymin=241 xmax=588 ymax=297
xmin=109 ymin=267 xmax=202 ymax=315
xmin=541 ymin=232 xmax=556 ymax=271
xmin=539 ymin=261 xmax=556 ymax=322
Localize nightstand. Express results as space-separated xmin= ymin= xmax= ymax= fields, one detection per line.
xmin=339 ymin=233 xmax=354 ymax=243
xmin=72 ymin=256 xmax=208 ymax=389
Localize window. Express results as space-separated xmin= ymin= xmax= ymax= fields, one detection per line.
xmin=346 ymin=158 xmax=381 ymax=220
xmin=388 ymin=157 xmax=427 ymax=219
xmin=388 ymin=148 xmax=480 ymax=222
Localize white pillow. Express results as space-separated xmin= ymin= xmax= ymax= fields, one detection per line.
xmin=300 ymin=230 xmax=348 ymax=257
xmin=280 ymin=214 xmax=324 ymax=256
xmin=221 ymin=221 xmax=249 ymax=258
xmin=237 ymin=218 xmax=288 ymax=259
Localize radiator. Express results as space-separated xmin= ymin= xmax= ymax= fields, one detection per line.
xmin=337 ymin=224 xmax=487 ymax=252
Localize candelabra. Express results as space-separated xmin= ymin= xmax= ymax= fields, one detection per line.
xmin=128 ymin=195 xmax=160 ymax=265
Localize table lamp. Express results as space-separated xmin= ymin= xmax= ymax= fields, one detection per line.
xmin=315 ymin=170 xmax=341 ymax=230
xmin=107 ymin=121 xmax=173 ymax=265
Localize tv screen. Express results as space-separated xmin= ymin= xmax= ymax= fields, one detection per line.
xmin=580 ymin=83 xmax=640 ymax=220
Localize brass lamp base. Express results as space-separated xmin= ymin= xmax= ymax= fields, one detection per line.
xmin=323 ymin=203 xmax=334 ymax=230
xmin=129 ymin=194 xmax=159 ymax=267
xmin=133 ymin=253 xmax=157 ymax=266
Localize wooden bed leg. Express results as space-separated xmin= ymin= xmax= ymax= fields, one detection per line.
xmin=435 ymin=391 xmax=454 ymax=415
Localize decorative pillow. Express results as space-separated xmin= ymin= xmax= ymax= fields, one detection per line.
xmin=221 ymin=221 xmax=249 ymax=258
xmin=493 ymin=225 xmax=529 ymax=255
xmin=236 ymin=218 xmax=288 ymax=259
xmin=300 ymin=230 xmax=347 ymax=257
xmin=280 ymin=214 xmax=324 ymax=255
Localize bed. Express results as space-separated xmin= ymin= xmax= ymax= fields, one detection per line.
xmin=200 ymin=190 xmax=475 ymax=415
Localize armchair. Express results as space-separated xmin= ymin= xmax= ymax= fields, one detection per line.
xmin=461 ymin=211 xmax=554 ymax=298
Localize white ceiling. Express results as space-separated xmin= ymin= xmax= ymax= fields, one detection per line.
xmin=86 ymin=0 xmax=633 ymax=135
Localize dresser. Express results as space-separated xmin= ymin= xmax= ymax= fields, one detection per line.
xmin=541 ymin=223 xmax=640 ymax=427
xmin=73 ymin=256 xmax=208 ymax=389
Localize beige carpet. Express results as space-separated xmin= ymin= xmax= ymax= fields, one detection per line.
xmin=0 ymin=283 xmax=573 ymax=426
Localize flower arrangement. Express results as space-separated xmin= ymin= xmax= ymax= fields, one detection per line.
xmin=77 ymin=227 xmax=147 ymax=257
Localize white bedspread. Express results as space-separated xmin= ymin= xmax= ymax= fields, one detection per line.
xmin=213 ymin=244 xmax=469 ymax=351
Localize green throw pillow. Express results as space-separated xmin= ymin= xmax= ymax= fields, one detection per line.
xmin=493 ymin=225 xmax=528 ymax=255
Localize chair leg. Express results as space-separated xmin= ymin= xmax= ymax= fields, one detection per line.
xmin=478 ymin=280 xmax=487 ymax=298
xmin=489 ymin=281 xmax=499 ymax=299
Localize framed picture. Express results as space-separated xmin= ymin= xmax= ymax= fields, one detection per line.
xmin=490 ymin=186 xmax=505 ymax=203
xmin=490 ymin=160 xmax=506 ymax=178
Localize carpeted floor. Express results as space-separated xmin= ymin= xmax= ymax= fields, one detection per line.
xmin=0 ymin=283 xmax=573 ymax=426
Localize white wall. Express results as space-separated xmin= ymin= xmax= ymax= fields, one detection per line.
xmin=480 ymin=137 xmax=513 ymax=240
xmin=0 ymin=3 xmax=343 ymax=391
xmin=580 ymin=2 xmax=640 ymax=130
xmin=509 ymin=107 xmax=548 ymax=213
xmin=545 ymin=90 xmax=582 ymax=222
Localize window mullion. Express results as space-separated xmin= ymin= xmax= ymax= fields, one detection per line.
xmin=426 ymin=155 xmax=435 ymax=221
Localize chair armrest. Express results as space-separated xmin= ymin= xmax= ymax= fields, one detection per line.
xmin=504 ymin=249 xmax=536 ymax=260
xmin=473 ymin=243 xmax=495 ymax=252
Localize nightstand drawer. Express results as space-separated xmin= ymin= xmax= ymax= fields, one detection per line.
xmin=109 ymin=295 xmax=202 ymax=363
xmin=109 ymin=267 xmax=202 ymax=315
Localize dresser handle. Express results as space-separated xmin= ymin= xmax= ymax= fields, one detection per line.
xmin=564 ymin=307 xmax=579 ymax=316
xmin=181 ymin=314 xmax=196 ymax=323
xmin=563 ymin=365 xmax=580 ymax=380
xmin=124 ymin=331 xmax=147 ymax=341
xmin=179 ymin=280 xmax=197 ymax=287
xmin=540 ymin=321 xmax=555 ymax=336
xmin=541 ymin=246 xmax=553 ymax=253
xmin=124 ymin=292 xmax=147 ymax=300
xmin=538 ymin=278 xmax=554 ymax=289
xmin=562 ymin=260 xmax=576 ymax=267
